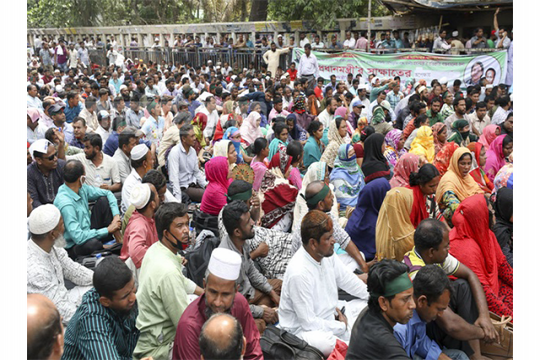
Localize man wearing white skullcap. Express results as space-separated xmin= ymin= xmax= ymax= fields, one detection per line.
xmin=121 ymin=143 xmax=154 ymax=214
xmin=120 ymin=183 xmax=160 ymax=274
xmin=173 ymin=248 xmax=264 ymax=360
xmin=27 ymin=204 xmax=93 ymax=324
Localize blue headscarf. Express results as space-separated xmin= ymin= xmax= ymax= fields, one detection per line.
xmin=223 ymin=127 xmax=244 ymax=164
xmin=329 ymin=144 xmax=365 ymax=211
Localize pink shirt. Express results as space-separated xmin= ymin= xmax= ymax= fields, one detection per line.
xmin=289 ymin=167 xmax=303 ymax=190
xmin=120 ymin=211 xmax=159 ymax=268
xmin=355 ymin=37 xmax=369 ymax=51
xmin=269 ymin=108 xmax=291 ymax=122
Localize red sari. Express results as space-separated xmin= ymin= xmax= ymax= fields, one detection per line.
xmin=449 ymin=194 xmax=513 ymax=318
xmin=467 ymin=142 xmax=494 ymax=194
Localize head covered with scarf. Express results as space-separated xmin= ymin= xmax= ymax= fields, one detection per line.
xmin=361 ymin=132 xmax=391 ymax=184
xmin=200 ymin=156 xmax=232 ymax=215
xmin=330 ymin=144 xmax=365 ymax=210
xmin=223 ymin=126 xmax=244 ymax=164
xmin=239 ymin=111 xmax=263 ymax=145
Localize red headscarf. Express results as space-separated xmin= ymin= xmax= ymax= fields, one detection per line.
xmin=199 ymin=157 xmax=231 ymax=216
xmin=407 ymin=185 xmax=429 ymax=228
xmin=433 ymin=142 xmax=459 ymax=176
xmin=467 ymin=142 xmax=494 ymax=193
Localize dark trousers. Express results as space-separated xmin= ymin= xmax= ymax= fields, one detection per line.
xmin=427 ymin=279 xmax=478 ymax=356
xmin=301 ymin=75 xmax=316 ymax=92
xmin=182 ymin=183 xmax=205 ymax=203
xmin=67 ymin=196 xmax=114 ymax=259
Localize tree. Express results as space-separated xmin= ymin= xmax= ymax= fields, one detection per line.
xmin=249 ymin=0 xmax=268 ymax=21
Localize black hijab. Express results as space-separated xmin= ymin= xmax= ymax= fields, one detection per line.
xmin=361 ymin=132 xmax=391 ymax=183
xmin=493 ymin=187 xmax=513 ymax=249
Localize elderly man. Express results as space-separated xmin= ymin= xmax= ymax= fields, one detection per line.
xmin=27 ymin=205 xmax=93 ymax=324
xmin=200 ymin=314 xmax=247 ymax=360
xmin=62 ymin=257 xmax=140 ymax=360
xmin=49 ymin=103 xmax=74 ymax=144
xmin=113 ymin=131 xmax=138 ymax=183
xmin=27 ymin=139 xmax=66 ymax=209
xmin=173 ymin=248 xmax=263 ymax=360
xmin=27 ymin=294 xmax=64 ymax=360
xmin=54 ymin=160 xmax=122 ymax=258
xmin=220 ymin=201 xmax=282 ymax=334
xmin=279 ymin=210 xmax=369 ymax=357
xmin=27 ymin=84 xmax=43 ymax=110
xmin=121 ymin=144 xmax=154 ymax=213
xmin=96 ymin=110 xmax=113 ymax=143
xmin=134 ymin=203 xmax=203 ymax=360
xmin=291 ymin=181 xmax=369 ymax=273
xmin=158 ymin=112 xmax=191 ymax=167
xmin=79 ymin=95 xmax=99 ymax=131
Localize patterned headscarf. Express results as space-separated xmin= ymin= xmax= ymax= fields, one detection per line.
xmin=293 ymin=96 xmax=306 ymax=114
xmin=431 ymin=123 xmax=447 ymax=154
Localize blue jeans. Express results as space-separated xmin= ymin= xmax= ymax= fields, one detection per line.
xmin=413 ymin=348 xmax=469 ymax=360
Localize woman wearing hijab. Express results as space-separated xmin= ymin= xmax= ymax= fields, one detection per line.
xmin=345 ymin=177 xmax=391 ymax=262
xmin=493 ymin=187 xmax=513 ymax=267
xmin=352 ymin=125 xmax=375 ymax=168
xmin=199 ymin=157 xmax=231 ymax=216
xmin=484 ymin=134 xmax=513 ymax=182
xmin=223 ymin=126 xmax=245 ymax=164
xmin=335 ymin=106 xmax=353 ymax=134
xmin=433 ymin=142 xmax=459 ymax=176
xmin=330 ymin=144 xmax=365 ymax=212
xmin=447 ymin=119 xmax=477 ymax=146
xmin=361 ymin=132 xmax=391 ymax=184
xmin=467 ymin=142 xmax=494 ymax=194
xmin=239 ymin=111 xmax=264 ymax=146
xmin=390 ymin=153 xmax=420 ymax=188
xmin=409 ymin=125 xmax=435 ymax=164
xmin=384 ymin=129 xmax=406 ymax=168
xmin=268 ymin=121 xmax=288 ymax=161
xmin=191 ymin=113 xmax=207 ymax=154
xmin=285 ymin=113 xmax=308 ymax=143
xmin=251 ymin=138 xmax=269 ymax=191
xmin=351 ymin=116 xmax=369 ymax=144
xmin=491 ymin=164 xmax=513 ymax=200
xmin=431 ymin=123 xmax=447 ymax=155
xmin=407 ymin=163 xmax=443 ymax=227
xmin=213 ymin=140 xmax=238 ymax=171
xmin=260 ymin=147 xmax=299 ymax=231
xmin=303 ymin=120 xmax=325 ymax=171
xmin=478 ymin=124 xmax=500 ymax=149
xmin=449 ymin=194 xmax=513 ymax=318
xmin=435 ymin=147 xmax=484 ymax=226
xmin=291 ymin=95 xmax=316 ymax=130
xmin=320 ymin=116 xmax=350 ymax=169
xmin=375 ymin=186 xmax=415 ymax=262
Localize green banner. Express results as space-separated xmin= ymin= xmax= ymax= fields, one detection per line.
xmin=292 ymin=49 xmax=508 ymax=87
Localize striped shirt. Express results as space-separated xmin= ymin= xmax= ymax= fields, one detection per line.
xmin=62 ymin=288 xmax=139 ymax=360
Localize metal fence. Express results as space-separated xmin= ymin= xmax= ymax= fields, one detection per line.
xmin=87 ymin=46 xmax=503 ymax=69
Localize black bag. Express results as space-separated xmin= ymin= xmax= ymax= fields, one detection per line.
xmin=260 ymin=325 xmax=325 ymax=360
xmin=183 ymin=236 xmax=221 ymax=287
xmin=191 ymin=209 xmax=220 ymax=238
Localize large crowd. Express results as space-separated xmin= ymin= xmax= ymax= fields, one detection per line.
xmin=27 ymin=14 xmax=513 ymax=360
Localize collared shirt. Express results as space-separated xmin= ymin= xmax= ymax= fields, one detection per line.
xmin=343 ymin=38 xmax=356 ymax=49
xmin=145 ymin=85 xmax=161 ymax=98
xmin=27 ymin=94 xmax=43 ymax=110
xmin=470 ymin=36 xmax=487 ymax=49
xmin=433 ymin=37 xmax=451 ymax=52
xmin=291 ymin=212 xmax=351 ymax=255
xmin=120 ymin=211 xmax=159 ymax=268
xmin=317 ymin=109 xmax=335 ymax=129
xmin=113 ymin=148 xmax=132 ymax=183
xmin=198 ymin=106 xmax=220 ymax=139
xmin=121 ymin=169 xmax=143 ymax=214
xmin=387 ymin=91 xmax=403 ymax=110
xmin=346 ymin=307 xmax=410 ymax=360
xmin=427 ymin=109 xmax=444 ymax=126
xmin=80 ymin=107 xmax=99 ymax=131
xmin=40 ymin=48 xmax=53 ymax=65
xmin=54 ymin=184 xmax=119 ymax=248
xmin=219 ymin=234 xmax=273 ymax=318
xmin=140 ymin=115 xmax=164 ymax=146
xmin=394 ymin=310 xmax=442 ymax=360
xmin=64 ymin=102 xmax=83 ymax=123
xmin=168 ymin=143 xmax=207 ymax=200
xmin=62 ymin=288 xmax=139 ymax=360
xmin=96 ymin=125 xmax=112 ymax=144
xmin=125 ymin=108 xmax=145 ymax=128
xmin=172 ymin=292 xmax=263 ymax=360
xmin=355 ymin=37 xmax=369 ymax=51
xmin=467 ymin=111 xmax=491 ymax=133
xmin=69 ymin=137 xmax=85 ymax=149
xmin=27 ymin=160 xmax=66 ymax=208
xmin=403 ymin=246 xmax=460 ymax=281
xmin=134 ymin=241 xmax=197 ymax=360
xmin=27 ymin=124 xmax=47 ymax=144
xmin=279 ymin=246 xmax=368 ymax=338
xmin=491 ymin=106 xmax=511 ymax=126
xmin=268 ymin=108 xmax=290 ymax=122
xmin=77 ymin=47 xmax=90 ymax=66
xmin=27 ymin=240 xmax=93 ymax=323
xmin=158 ymin=124 xmax=180 ymax=167
xmin=369 ymin=84 xmax=390 ymax=102
xmin=103 ymin=131 xmax=119 ymax=156
xmin=444 ymin=112 xmax=468 ymax=137
xmin=495 ymin=34 xmax=511 ymax=49
xmin=298 ymin=53 xmax=320 ymax=78
xmin=67 ymin=152 xmax=120 ymax=187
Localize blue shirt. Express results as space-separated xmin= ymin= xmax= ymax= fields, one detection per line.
xmin=188 ymin=100 xmax=201 ymax=117
xmin=54 ymin=184 xmax=119 ymax=249
xmin=394 ymin=310 xmax=442 ymax=360
xmin=103 ymin=131 xmax=151 ymax=157
xmin=64 ymin=102 xmax=83 ymax=123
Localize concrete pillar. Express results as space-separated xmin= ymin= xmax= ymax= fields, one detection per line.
xmin=294 ymin=30 xmax=299 ymax=46
xmin=340 ymin=29 xmax=345 ymax=43
xmin=159 ymin=33 xmax=165 ymax=47
xmin=137 ymin=33 xmax=143 ymax=47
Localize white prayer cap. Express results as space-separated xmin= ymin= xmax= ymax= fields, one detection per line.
xmin=452 ymin=31 xmax=459 ymax=37
xmin=417 ymin=85 xmax=427 ymax=94
xmin=131 ymin=144 xmax=149 ymax=161
xmin=486 ymin=84 xmax=494 ymax=89
xmin=439 ymin=77 xmax=448 ymax=85
xmin=119 ymin=84 xmax=128 ymax=91
xmin=280 ymin=74 xmax=288 ymax=80
xmin=130 ymin=183 xmax=151 ymax=209
xmin=29 ymin=139 xmax=53 ymax=161
xmin=28 ymin=204 xmax=61 ymax=235
xmin=155 ymin=37 xmax=159 ymax=42
xmin=55 ymin=85 xmax=63 ymax=93
xmin=231 ymin=75 xmax=237 ymax=80
xmin=358 ymin=83 xmax=369 ymax=90
xmin=371 ymin=76 xmax=380 ymax=85
xmin=243 ymin=68 xmax=248 ymax=72
xmin=208 ymin=248 xmax=242 ymax=281
xmin=217 ymin=62 xmax=222 ymax=66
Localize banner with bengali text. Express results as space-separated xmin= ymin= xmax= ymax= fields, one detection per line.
xmin=292 ymin=49 xmax=508 ymax=87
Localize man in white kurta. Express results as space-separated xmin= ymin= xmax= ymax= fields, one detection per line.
xmin=262 ymin=43 xmax=290 ymax=78
xmin=278 ymin=210 xmax=369 ymax=357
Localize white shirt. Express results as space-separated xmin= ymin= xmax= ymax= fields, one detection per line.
xmin=96 ymin=125 xmax=112 ymax=144
xmin=343 ymin=38 xmax=356 ymax=49
xmin=27 ymin=124 xmax=47 ymax=144
xmin=318 ymin=109 xmax=334 ymax=129
xmin=27 ymin=94 xmax=43 ymax=110
xmin=491 ymin=106 xmax=511 ymax=125
xmin=112 ymin=148 xmax=131 ymax=183
xmin=27 ymin=240 xmax=93 ymax=323
xmin=67 ymin=152 xmax=120 ymax=188
xmin=278 ymin=246 xmax=369 ymax=337
xmin=299 ymin=38 xmax=311 ymax=48
xmin=311 ymin=41 xmax=325 ymax=49
xmin=298 ymin=53 xmax=320 ymax=78
xmin=121 ymin=168 xmax=142 ymax=214
xmin=167 ymin=143 xmax=207 ymax=201
xmin=199 ymin=107 xmax=220 ymax=139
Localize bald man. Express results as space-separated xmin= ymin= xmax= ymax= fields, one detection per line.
xmin=199 ymin=313 xmax=246 ymax=360
xmin=27 ymin=294 xmax=64 ymax=360
xmin=291 ymin=181 xmax=369 ymax=273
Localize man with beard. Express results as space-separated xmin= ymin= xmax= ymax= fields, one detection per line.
xmin=346 ymin=260 xmax=415 ymax=359
xmin=66 ymin=133 xmax=121 ymax=192
xmin=173 ymin=248 xmax=263 ymax=360
xmin=318 ymin=97 xmax=337 ymax=129
xmin=263 ymin=42 xmax=290 ymax=80
xmin=134 ymin=203 xmax=203 ymax=360
xmin=444 ymin=97 xmax=468 ymax=137
xmin=219 ymin=201 xmax=282 ymax=333
xmin=279 ymin=210 xmax=369 ymax=357
xmin=27 ymin=204 xmax=93 ymax=324
xmin=62 ymin=257 xmax=140 ymax=359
